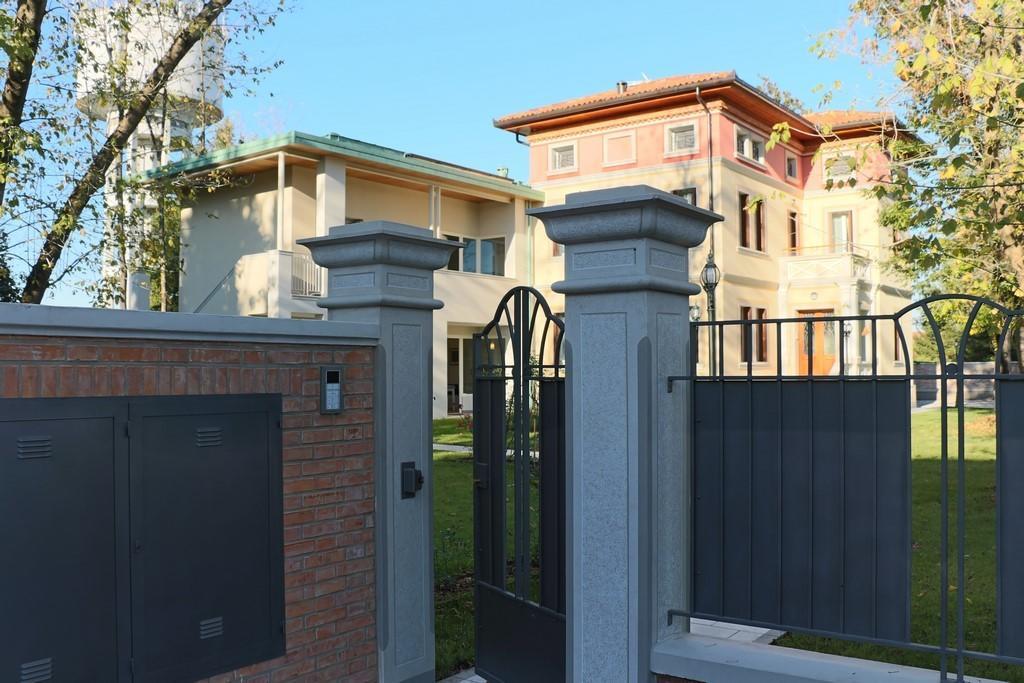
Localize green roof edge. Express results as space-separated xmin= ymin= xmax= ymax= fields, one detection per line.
xmin=151 ymin=130 xmax=545 ymax=201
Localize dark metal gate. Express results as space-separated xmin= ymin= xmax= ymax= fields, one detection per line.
xmin=668 ymin=294 xmax=1024 ymax=682
xmin=473 ymin=286 xmax=566 ymax=683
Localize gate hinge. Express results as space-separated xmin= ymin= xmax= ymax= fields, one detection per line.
xmin=473 ymin=462 xmax=489 ymax=489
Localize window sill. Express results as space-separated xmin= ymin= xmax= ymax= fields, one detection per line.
xmin=735 ymin=154 xmax=769 ymax=171
xmin=664 ymin=149 xmax=699 ymax=159
xmin=602 ymin=159 xmax=636 ymax=169
xmin=736 ymin=246 xmax=771 ymax=258
xmin=547 ymin=167 xmax=578 ymax=176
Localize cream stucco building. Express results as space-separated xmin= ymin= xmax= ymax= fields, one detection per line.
xmin=167 ymin=132 xmax=542 ymax=418
xmin=494 ymin=70 xmax=913 ymax=378
xmin=169 ymin=71 xmax=912 ymax=418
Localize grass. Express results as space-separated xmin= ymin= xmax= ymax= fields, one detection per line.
xmin=433 ymin=417 xmax=474 ymax=447
xmin=777 ymin=408 xmax=1021 ymax=682
xmin=433 ymin=447 xmax=542 ymax=678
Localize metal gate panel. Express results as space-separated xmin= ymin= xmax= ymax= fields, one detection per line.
xmin=998 ymin=380 xmax=1024 ymax=657
xmin=693 ymin=379 xmax=910 ymax=640
xmin=0 ymin=398 xmax=130 ymax=683
xmin=128 ymin=395 xmax=284 ymax=682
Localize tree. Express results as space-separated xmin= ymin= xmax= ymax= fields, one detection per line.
xmin=0 ymin=228 xmax=16 ymax=301
xmin=0 ymin=0 xmax=284 ymax=304
xmin=832 ymin=0 xmax=1024 ymax=313
xmin=757 ymin=75 xmax=807 ymax=114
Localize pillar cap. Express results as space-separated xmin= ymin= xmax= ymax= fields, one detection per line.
xmin=529 ymin=185 xmax=722 ymax=248
xmin=299 ymin=220 xmax=459 ymax=271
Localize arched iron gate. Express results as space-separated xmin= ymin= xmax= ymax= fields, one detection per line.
xmin=472 ymin=286 xmax=566 ymax=683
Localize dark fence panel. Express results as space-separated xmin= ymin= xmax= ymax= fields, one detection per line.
xmin=693 ymin=378 xmax=911 ymax=640
xmin=998 ymin=380 xmax=1024 ymax=658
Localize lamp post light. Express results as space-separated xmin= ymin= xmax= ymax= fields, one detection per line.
xmin=700 ymin=254 xmax=721 ymax=375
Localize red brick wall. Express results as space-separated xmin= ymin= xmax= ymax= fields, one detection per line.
xmin=0 ymin=335 xmax=378 ymax=682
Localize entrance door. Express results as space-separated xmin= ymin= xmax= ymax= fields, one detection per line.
xmin=473 ymin=286 xmax=566 ymax=683
xmin=798 ymin=309 xmax=837 ymax=375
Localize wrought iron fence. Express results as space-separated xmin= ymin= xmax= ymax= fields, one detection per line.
xmin=667 ymin=294 xmax=1024 ymax=682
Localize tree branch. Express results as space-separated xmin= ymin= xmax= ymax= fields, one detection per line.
xmin=20 ymin=0 xmax=233 ymax=303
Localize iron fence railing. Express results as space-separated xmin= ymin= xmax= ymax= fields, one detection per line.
xmin=667 ymin=294 xmax=1024 ymax=683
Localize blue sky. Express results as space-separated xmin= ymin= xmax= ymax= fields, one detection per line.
xmin=53 ymin=0 xmax=895 ymax=306
xmin=226 ymin=0 xmax=892 ymax=183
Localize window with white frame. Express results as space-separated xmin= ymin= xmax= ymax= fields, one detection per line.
xmin=603 ymin=131 xmax=635 ymax=166
xmin=672 ymin=187 xmax=698 ymax=206
xmin=443 ymin=234 xmax=506 ymax=276
xmin=735 ymin=126 xmax=766 ymax=164
xmin=823 ymin=151 xmax=857 ymax=184
xmin=549 ymin=142 xmax=577 ymax=172
xmin=665 ymin=122 xmax=698 ymax=155
xmin=785 ymin=154 xmax=798 ymax=179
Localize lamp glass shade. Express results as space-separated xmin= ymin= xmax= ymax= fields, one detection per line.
xmin=700 ymin=260 xmax=721 ymax=288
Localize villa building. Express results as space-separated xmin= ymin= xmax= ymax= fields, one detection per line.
xmin=167 ymin=132 xmax=541 ymax=418
xmin=495 ymin=70 xmax=912 ymax=377
xmin=168 ymin=71 xmax=911 ymax=418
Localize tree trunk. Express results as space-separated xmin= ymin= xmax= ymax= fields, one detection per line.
xmin=0 ymin=0 xmax=48 ymax=209
xmin=20 ymin=0 xmax=232 ymax=304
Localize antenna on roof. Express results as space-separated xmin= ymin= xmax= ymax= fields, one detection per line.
xmin=641 ymin=72 xmax=650 ymax=82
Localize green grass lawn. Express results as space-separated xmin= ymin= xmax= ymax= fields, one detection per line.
xmin=778 ymin=408 xmax=1021 ymax=682
xmin=433 ymin=417 xmax=474 ymax=447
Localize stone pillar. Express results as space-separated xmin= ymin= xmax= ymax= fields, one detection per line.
xmin=530 ymin=186 xmax=721 ymax=683
xmin=300 ymin=221 xmax=459 ymax=683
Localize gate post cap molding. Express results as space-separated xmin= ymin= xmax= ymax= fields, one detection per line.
xmin=299 ymin=220 xmax=461 ymax=312
xmin=528 ymin=185 xmax=722 ymax=248
xmin=529 ymin=185 xmax=722 ymax=296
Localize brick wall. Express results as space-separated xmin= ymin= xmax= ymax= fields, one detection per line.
xmin=0 ymin=335 xmax=378 ymax=682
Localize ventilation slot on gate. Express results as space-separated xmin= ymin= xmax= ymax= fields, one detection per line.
xmin=20 ymin=657 xmax=53 ymax=683
xmin=199 ymin=616 xmax=224 ymax=640
xmin=195 ymin=427 xmax=223 ymax=448
xmin=16 ymin=437 xmax=52 ymax=459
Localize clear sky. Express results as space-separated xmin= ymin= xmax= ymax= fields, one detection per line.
xmin=51 ymin=0 xmax=894 ymax=306
xmin=225 ymin=0 xmax=892 ymax=183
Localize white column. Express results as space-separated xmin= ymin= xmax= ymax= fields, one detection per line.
xmin=276 ymin=151 xmax=286 ymax=251
xmin=301 ymin=222 xmax=459 ymax=683
xmin=531 ymin=186 xmax=721 ymax=683
xmin=428 ymin=185 xmax=442 ymax=238
xmin=315 ymin=156 xmax=347 ymax=236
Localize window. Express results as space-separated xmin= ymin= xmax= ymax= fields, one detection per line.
xmin=444 ymin=234 xmax=506 ymax=275
xmin=739 ymin=192 xmax=750 ymax=248
xmin=480 ymin=237 xmax=505 ymax=276
xmin=665 ymin=122 xmax=698 ymax=155
xmin=672 ymin=187 xmax=698 ymax=206
xmin=603 ymin=131 xmax=635 ymax=166
xmin=829 ymin=211 xmax=853 ymax=252
xmin=786 ymin=154 xmax=798 ymax=179
xmin=755 ymin=200 xmax=766 ymax=251
xmin=823 ymin=152 xmax=857 ymax=184
xmin=740 ymin=306 xmax=768 ymax=363
xmin=788 ymin=211 xmax=799 ymax=252
xmin=549 ymin=142 xmax=577 ymax=172
xmin=735 ymin=127 xmax=765 ymax=164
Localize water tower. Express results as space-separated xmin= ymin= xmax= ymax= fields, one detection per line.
xmin=75 ymin=1 xmax=225 ymax=309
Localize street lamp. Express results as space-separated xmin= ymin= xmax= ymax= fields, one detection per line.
xmin=700 ymin=254 xmax=721 ymax=374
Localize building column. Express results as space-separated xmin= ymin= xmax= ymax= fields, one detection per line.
xmin=315 ymin=156 xmax=347 ymax=236
xmin=300 ymin=222 xmax=458 ymax=683
xmin=530 ymin=186 xmax=721 ymax=683
xmin=428 ymin=185 xmax=442 ymax=238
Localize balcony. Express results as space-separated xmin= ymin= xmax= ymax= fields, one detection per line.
xmin=290 ymin=251 xmax=323 ymax=298
xmin=780 ymin=244 xmax=873 ymax=284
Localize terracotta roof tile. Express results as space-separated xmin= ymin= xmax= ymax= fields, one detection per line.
xmin=804 ymin=110 xmax=892 ymax=129
xmin=495 ymin=70 xmax=736 ymax=127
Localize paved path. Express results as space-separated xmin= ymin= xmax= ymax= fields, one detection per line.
xmin=437 ymin=619 xmax=782 ymax=682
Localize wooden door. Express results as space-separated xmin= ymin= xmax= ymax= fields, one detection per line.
xmin=798 ymin=310 xmax=836 ymax=375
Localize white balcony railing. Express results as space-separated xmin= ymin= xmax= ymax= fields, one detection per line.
xmin=781 ymin=248 xmax=873 ymax=283
xmin=291 ymin=252 xmax=324 ymax=298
